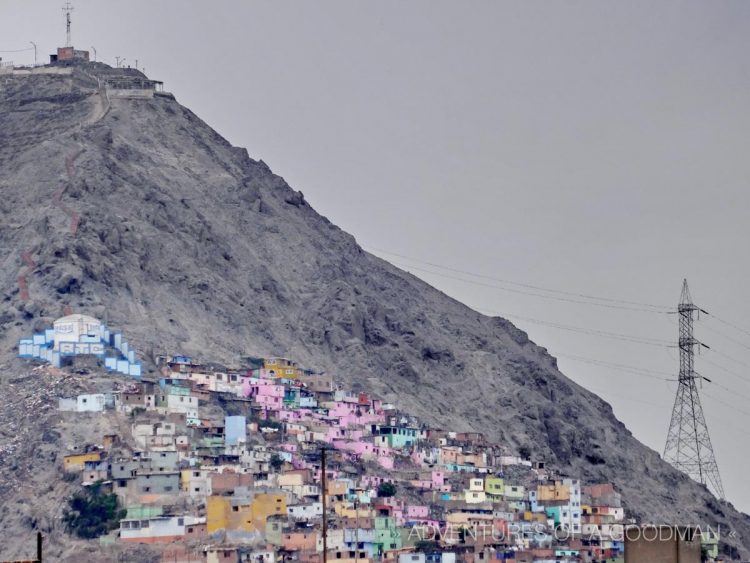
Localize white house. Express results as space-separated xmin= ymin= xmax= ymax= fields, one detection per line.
xmin=399 ymin=554 xmax=426 ymax=563
xmin=287 ymin=502 xmax=323 ymax=520
xmin=58 ymin=394 xmax=107 ymax=412
xmin=120 ymin=515 xmax=204 ymax=543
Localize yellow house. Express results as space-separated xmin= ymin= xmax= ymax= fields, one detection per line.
xmin=537 ymin=483 xmax=570 ymax=502
xmin=207 ymin=493 xmax=287 ymax=533
xmin=335 ymin=501 xmax=374 ymax=519
xmin=504 ymin=484 xmax=525 ymax=501
xmin=464 ymin=489 xmax=487 ymax=504
xmin=327 ymin=479 xmax=349 ymax=497
xmin=468 ymin=478 xmax=484 ymax=492
xmin=63 ymin=451 xmax=102 ymax=472
xmin=485 ymin=477 xmax=504 ymax=499
xmin=278 ymin=472 xmax=305 ymax=488
xmin=522 ymin=511 xmax=547 ymax=523
xmin=278 ymin=472 xmax=308 ymax=496
xmin=264 ymin=358 xmax=303 ymax=379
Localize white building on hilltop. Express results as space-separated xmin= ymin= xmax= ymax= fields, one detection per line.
xmin=19 ymin=313 xmax=142 ymax=378
xmin=53 ymin=314 xmax=105 ymax=355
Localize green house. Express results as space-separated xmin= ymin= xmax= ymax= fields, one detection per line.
xmin=485 ymin=476 xmax=505 ymax=499
xmin=373 ymin=425 xmax=418 ymax=448
xmin=374 ymin=516 xmax=402 ymax=554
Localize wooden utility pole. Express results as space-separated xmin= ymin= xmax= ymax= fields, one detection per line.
xmin=321 ymin=447 xmax=328 ymax=563
xmin=354 ymin=496 xmax=360 ymax=563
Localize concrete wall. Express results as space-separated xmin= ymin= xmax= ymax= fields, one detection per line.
xmin=624 ymin=527 xmax=701 ymax=563
xmin=108 ymin=89 xmax=154 ymax=99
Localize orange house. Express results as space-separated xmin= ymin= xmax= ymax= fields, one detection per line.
xmin=282 ymin=530 xmax=320 ymax=552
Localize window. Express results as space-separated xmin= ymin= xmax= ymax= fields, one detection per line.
xmin=141 ymin=520 xmax=149 ymax=528
xmin=232 ymin=506 xmax=239 ymax=512
xmin=165 ymin=486 xmax=173 ymax=492
xmin=178 ymin=518 xmax=184 ymax=526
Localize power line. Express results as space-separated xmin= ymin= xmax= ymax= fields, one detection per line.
xmin=586 ymin=386 xmax=670 ymax=409
xmin=388 ymin=258 xmax=673 ymax=314
xmin=0 ymin=46 xmax=34 ymax=53
xmin=707 ymin=312 xmax=750 ymax=340
xmin=558 ymin=351 xmax=750 ymax=416
xmin=496 ymin=311 xmax=673 ymax=347
xmin=702 ymin=389 xmax=750 ymax=420
xmin=700 ymin=320 xmax=750 ymax=353
xmin=560 ymin=354 xmax=750 ymax=432
xmin=701 ymin=356 xmax=750 ymax=386
xmin=555 ymin=352 xmax=673 ymax=380
xmin=710 ymin=347 xmax=750 ymax=372
xmin=368 ymin=246 xmax=673 ymax=312
xmin=574 ymin=355 xmax=750 ymax=420
xmin=704 ymin=379 xmax=750 ymax=407
xmin=370 ymin=247 xmax=750 ymax=431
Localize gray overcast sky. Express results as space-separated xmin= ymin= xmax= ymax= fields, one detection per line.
xmin=3 ymin=0 xmax=750 ymax=511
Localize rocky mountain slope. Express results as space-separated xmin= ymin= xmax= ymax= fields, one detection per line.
xmin=0 ymin=61 xmax=748 ymax=557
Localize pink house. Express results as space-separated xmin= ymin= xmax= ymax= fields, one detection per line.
xmin=326 ymin=426 xmax=348 ymax=443
xmin=244 ymin=378 xmax=285 ymax=399
xmin=291 ymin=456 xmax=308 ymax=470
xmin=361 ymin=475 xmax=394 ymax=488
xmin=313 ymin=468 xmax=340 ymax=481
xmin=406 ymin=505 xmax=430 ymax=519
xmin=393 ymin=509 xmax=404 ymax=526
xmin=380 ymin=497 xmax=404 ymax=510
xmin=431 ymin=471 xmax=445 ymax=487
xmin=410 ymin=479 xmax=432 ymax=490
xmin=332 ymin=440 xmax=376 ymax=458
xmin=278 ymin=409 xmax=304 ymax=422
xmin=245 ymin=380 xmax=285 ymax=412
xmin=325 ymin=401 xmax=386 ymax=428
xmin=377 ymin=455 xmax=394 ymax=470
xmin=240 ymin=376 xmax=261 ymax=397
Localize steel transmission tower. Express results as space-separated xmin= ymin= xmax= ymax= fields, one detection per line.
xmin=663 ymin=279 xmax=725 ymax=498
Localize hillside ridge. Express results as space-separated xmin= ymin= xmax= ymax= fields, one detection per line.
xmin=0 ymin=61 xmax=748 ymax=557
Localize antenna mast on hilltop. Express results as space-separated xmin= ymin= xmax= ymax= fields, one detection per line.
xmin=62 ymin=2 xmax=74 ymax=47
xmin=663 ymin=279 xmax=725 ymax=498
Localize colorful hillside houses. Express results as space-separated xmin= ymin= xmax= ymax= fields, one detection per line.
xmin=18 ymin=313 xmax=142 ymax=377
xmin=49 ymin=349 xmax=654 ymax=562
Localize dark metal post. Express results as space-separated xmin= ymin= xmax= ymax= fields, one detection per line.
xmin=321 ymin=447 xmax=327 ymax=563
xmin=37 ymin=532 xmax=42 ymax=562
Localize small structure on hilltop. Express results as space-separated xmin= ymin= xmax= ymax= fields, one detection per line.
xmin=48 ymin=2 xmax=90 ymax=63
xmin=18 ymin=313 xmax=142 ymax=377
